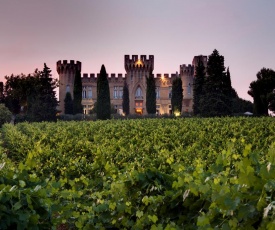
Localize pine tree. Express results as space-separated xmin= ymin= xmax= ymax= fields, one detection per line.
xmin=73 ymin=70 xmax=83 ymax=114
xmin=171 ymin=77 xmax=183 ymax=115
xmin=193 ymin=59 xmax=205 ymax=115
xmin=122 ymin=81 xmax=130 ymax=115
xmin=146 ymin=73 xmax=156 ymax=114
xmin=200 ymin=49 xmax=231 ymax=117
xmin=248 ymin=68 xmax=275 ymax=115
xmin=27 ymin=64 xmax=58 ymax=122
xmin=97 ymin=65 xmax=111 ymax=120
xmin=64 ymin=92 xmax=74 ymax=114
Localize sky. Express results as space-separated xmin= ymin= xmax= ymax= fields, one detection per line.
xmin=0 ymin=0 xmax=274 ymax=101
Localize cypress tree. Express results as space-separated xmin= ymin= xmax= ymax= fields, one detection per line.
xmin=73 ymin=70 xmax=83 ymax=114
xmin=97 ymin=65 xmax=111 ymax=120
xmin=171 ymin=77 xmax=183 ymax=115
xmin=146 ymin=73 xmax=156 ymax=114
xmin=122 ymin=81 xmax=130 ymax=115
xmin=200 ymin=49 xmax=231 ymax=117
xmin=64 ymin=92 xmax=74 ymax=114
xmin=193 ymin=59 xmax=205 ymax=115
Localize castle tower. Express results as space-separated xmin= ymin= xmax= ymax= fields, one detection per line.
xmin=192 ymin=55 xmax=207 ymax=76
xmin=124 ymin=55 xmax=154 ymax=114
xmin=56 ymin=60 xmax=81 ymax=114
xmin=179 ymin=64 xmax=194 ymax=112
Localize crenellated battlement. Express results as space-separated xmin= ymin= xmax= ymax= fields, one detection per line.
xmin=192 ymin=55 xmax=207 ymax=67
xmin=125 ymin=55 xmax=154 ymax=72
xmin=56 ymin=60 xmax=81 ymax=74
xmin=82 ymin=73 xmax=125 ymax=83
xmin=180 ymin=64 xmax=194 ymax=74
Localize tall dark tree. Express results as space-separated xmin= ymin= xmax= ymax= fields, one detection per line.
xmin=200 ymin=49 xmax=232 ymax=117
xmin=4 ymin=74 xmax=27 ymax=114
xmin=4 ymin=65 xmax=58 ymax=122
xmin=146 ymin=73 xmax=156 ymax=114
xmin=248 ymin=68 xmax=275 ymax=115
xmin=64 ymin=92 xmax=74 ymax=114
xmin=97 ymin=65 xmax=111 ymax=120
xmin=27 ymin=64 xmax=58 ymax=122
xmin=171 ymin=77 xmax=183 ymax=115
xmin=193 ymin=59 xmax=205 ymax=115
xmin=73 ymin=70 xmax=83 ymax=114
xmin=0 ymin=82 xmax=4 ymax=103
xmin=122 ymin=81 xmax=130 ymax=115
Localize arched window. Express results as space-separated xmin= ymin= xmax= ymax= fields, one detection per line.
xmin=135 ymin=86 xmax=143 ymax=98
xmin=82 ymin=86 xmax=86 ymax=99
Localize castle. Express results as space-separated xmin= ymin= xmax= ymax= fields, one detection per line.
xmin=56 ymin=55 xmax=207 ymax=115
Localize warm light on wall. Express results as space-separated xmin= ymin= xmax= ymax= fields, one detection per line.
xmin=174 ymin=111 xmax=181 ymax=117
xmin=135 ymin=59 xmax=144 ymax=67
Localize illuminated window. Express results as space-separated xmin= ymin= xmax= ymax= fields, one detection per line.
xmin=135 ymin=86 xmax=143 ymax=98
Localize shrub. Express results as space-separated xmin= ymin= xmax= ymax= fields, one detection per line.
xmin=0 ymin=104 xmax=12 ymax=127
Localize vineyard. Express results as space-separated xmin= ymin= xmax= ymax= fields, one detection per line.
xmin=1 ymin=117 xmax=275 ymax=229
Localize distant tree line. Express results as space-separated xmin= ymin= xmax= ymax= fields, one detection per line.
xmin=193 ymin=49 xmax=253 ymax=117
xmin=1 ymin=64 xmax=58 ymax=122
xmin=1 ymin=51 xmax=273 ymax=123
xmin=248 ymin=68 xmax=275 ymax=116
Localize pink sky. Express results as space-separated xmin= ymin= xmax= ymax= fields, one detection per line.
xmin=1 ymin=0 xmax=275 ymax=101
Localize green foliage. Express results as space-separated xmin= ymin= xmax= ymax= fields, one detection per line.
xmin=193 ymin=58 xmax=205 ymax=115
xmin=248 ymin=68 xmax=275 ymax=115
xmin=0 ymin=82 xmax=4 ymax=103
xmin=1 ymin=117 xmax=275 ymax=229
xmin=0 ymin=104 xmax=12 ymax=127
xmin=97 ymin=65 xmax=111 ymax=120
xmin=171 ymin=77 xmax=183 ymax=115
xmin=146 ymin=73 xmax=156 ymax=114
xmin=4 ymin=64 xmax=58 ymax=122
xmin=232 ymin=97 xmax=253 ymax=114
xmin=73 ymin=70 xmax=83 ymax=114
xmin=26 ymin=64 xmax=58 ymax=122
xmin=201 ymin=49 xmax=233 ymax=117
xmin=64 ymin=92 xmax=74 ymax=115
xmin=122 ymin=81 xmax=130 ymax=115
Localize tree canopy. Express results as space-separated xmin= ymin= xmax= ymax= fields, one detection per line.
xmin=73 ymin=70 xmax=83 ymax=114
xmin=146 ymin=73 xmax=156 ymax=114
xmin=193 ymin=58 xmax=205 ymax=115
xmin=4 ymin=64 xmax=58 ymax=122
xmin=199 ymin=49 xmax=233 ymax=117
xmin=248 ymin=68 xmax=275 ymax=115
xmin=171 ymin=77 xmax=183 ymax=115
xmin=97 ymin=65 xmax=111 ymax=120
xmin=64 ymin=92 xmax=74 ymax=115
xmin=122 ymin=81 xmax=130 ymax=115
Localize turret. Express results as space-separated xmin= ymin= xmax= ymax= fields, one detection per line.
xmin=56 ymin=60 xmax=81 ymax=114
xmin=124 ymin=55 xmax=154 ymax=72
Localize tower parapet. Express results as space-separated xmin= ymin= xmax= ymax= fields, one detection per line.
xmin=180 ymin=64 xmax=194 ymax=75
xmin=56 ymin=60 xmax=81 ymax=114
xmin=125 ymin=55 xmax=154 ymax=72
xmin=57 ymin=60 xmax=81 ymax=74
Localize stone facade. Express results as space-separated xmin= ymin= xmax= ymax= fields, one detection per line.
xmin=56 ymin=55 xmax=207 ymax=115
